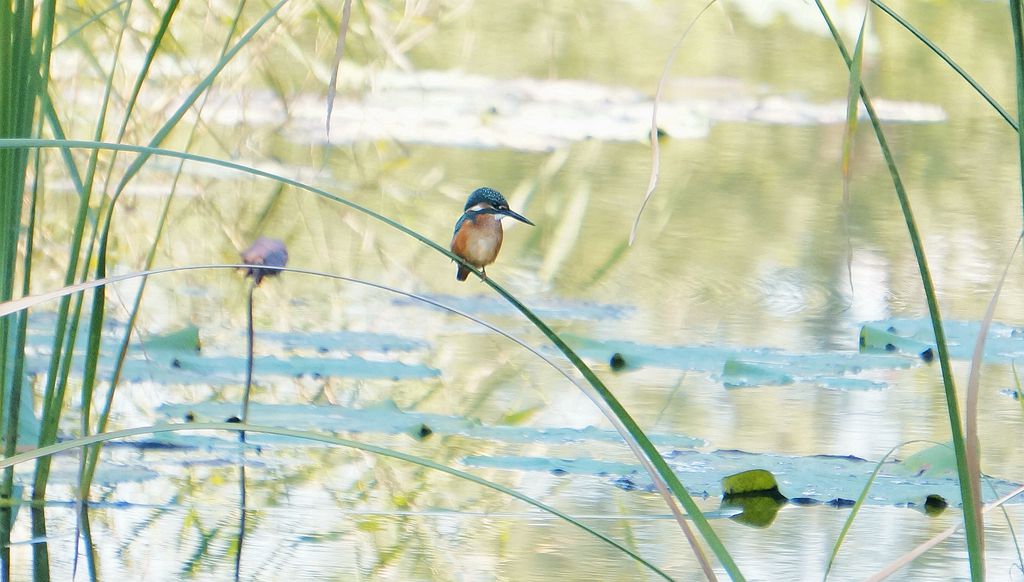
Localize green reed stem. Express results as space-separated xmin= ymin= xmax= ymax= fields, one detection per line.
xmin=871 ymin=0 xmax=1016 ymax=131
xmin=1011 ymin=0 xmax=1024 ymax=219
xmin=815 ymin=3 xmax=984 ymax=579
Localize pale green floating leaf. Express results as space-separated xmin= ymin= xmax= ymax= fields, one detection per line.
xmin=859 ymin=323 xmax=933 ymax=357
xmin=24 ymin=352 xmax=438 ymax=385
xmin=463 ymin=448 xmax=1023 ymax=506
xmin=722 ymin=360 xmax=793 ymax=388
xmin=259 ymin=330 xmax=427 ymax=352
xmin=566 ymin=334 xmax=910 ymax=389
xmin=143 ymin=324 xmax=201 ymax=352
xmin=721 ymin=469 xmax=781 ymax=495
xmin=156 ymin=401 xmax=705 ymax=449
xmin=887 ymin=442 xmax=957 ymax=478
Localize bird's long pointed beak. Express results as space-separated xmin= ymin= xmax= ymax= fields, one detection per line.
xmin=500 ymin=208 xmax=534 ymax=226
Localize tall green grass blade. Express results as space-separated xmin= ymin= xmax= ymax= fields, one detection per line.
xmin=326 ymin=0 xmax=353 ymax=137
xmin=872 ymin=0 xmax=1017 ymax=131
xmin=33 ymin=0 xmax=128 ymax=493
xmin=55 ymin=0 xmax=131 ymax=49
xmin=0 ymin=423 xmax=676 ymax=581
xmin=0 ymin=0 xmax=54 ymax=575
xmin=841 ymin=5 xmax=867 ymax=205
xmin=1012 ymin=0 xmax=1024 ymax=216
xmin=814 ymin=3 xmax=984 ymax=578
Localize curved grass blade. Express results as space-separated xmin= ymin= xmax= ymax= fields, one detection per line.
xmin=822 ymin=440 xmax=939 ymax=581
xmin=814 ymin=4 xmax=984 ymax=578
xmin=841 ymin=5 xmax=867 ymax=206
xmin=1012 ymin=0 xmax=1024 ymax=217
xmin=325 ymin=0 xmax=353 ymax=138
xmin=961 ymin=233 xmax=1022 ymax=562
xmin=628 ymin=0 xmax=717 ymax=246
xmin=0 ymin=138 xmax=739 ymax=580
xmin=871 ymin=0 xmax=1016 ymax=131
xmin=0 ymin=422 xmax=676 ymax=581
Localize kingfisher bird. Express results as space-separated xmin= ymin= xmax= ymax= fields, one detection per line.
xmin=450 ymin=187 xmax=534 ymax=281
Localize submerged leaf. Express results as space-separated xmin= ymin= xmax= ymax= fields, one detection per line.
xmin=144 ymin=325 xmax=201 ymax=353
xmin=721 ymin=494 xmax=786 ymax=528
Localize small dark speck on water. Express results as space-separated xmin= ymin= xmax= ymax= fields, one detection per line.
xmin=828 ymin=498 xmax=855 ymax=508
xmin=884 ymin=343 xmax=896 ymax=352
xmin=226 ymin=416 xmax=242 ymax=423
xmin=920 ymin=348 xmax=934 ymax=362
xmin=417 ymin=424 xmax=433 ymax=439
xmin=171 ymin=358 xmax=182 ymax=368
xmin=789 ymin=497 xmax=820 ymax=506
xmin=612 ymin=476 xmax=638 ymax=491
xmin=887 ymin=326 xmax=897 ymax=333
xmin=550 ymin=468 xmax=568 ymax=476
xmin=318 ymin=346 xmax=329 ymax=354
xmin=184 ymin=412 xmax=195 ymax=422
xmin=610 ymin=352 xmax=627 ymax=370
xmin=924 ymin=494 xmax=948 ymax=512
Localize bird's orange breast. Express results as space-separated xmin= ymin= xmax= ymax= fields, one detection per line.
xmin=451 ymin=213 xmax=503 ymax=267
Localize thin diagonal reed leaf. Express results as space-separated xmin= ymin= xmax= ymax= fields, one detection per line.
xmin=815 ymin=3 xmax=984 ymax=578
xmin=1012 ymin=0 xmax=1024 ymax=216
xmin=823 ymin=440 xmax=938 ymax=580
xmin=872 ymin=0 xmax=1017 ymax=131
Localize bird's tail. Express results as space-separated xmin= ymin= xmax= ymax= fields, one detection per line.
xmin=456 ymin=264 xmax=470 ymax=281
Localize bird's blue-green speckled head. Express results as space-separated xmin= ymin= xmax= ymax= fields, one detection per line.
xmin=463 ymin=187 xmax=509 ymax=211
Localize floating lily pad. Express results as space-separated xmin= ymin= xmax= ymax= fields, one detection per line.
xmin=462 ymin=448 xmax=1022 ymax=506
xmin=398 ymin=294 xmax=632 ymax=321
xmin=722 ymin=469 xmax=782 ymax=496
xmin=862 ymin=318 xmax=1024 ymax=363
xmin=722 ymin=360 xmax=793 ymax=388
xmin=144 ymin=325 xmax=201 ymax=353
xmin=887 ymin=443 xmax=957 ymax=478
xmin=23 ymin=352 xmax=438 ymax=386
xmin=258 ymin=330 xmax=428 ymax=353
xmin=155 ymin=401 xmax=705 ymax=449
xmin=565 ymin=335 xmax=911 ymax=389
